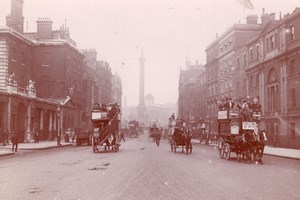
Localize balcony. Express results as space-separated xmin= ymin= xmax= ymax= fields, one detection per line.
xmin=265 ymin=48 xmax=279 ymax=60
xmin=6 ymin=83 xmax=36 ymax=98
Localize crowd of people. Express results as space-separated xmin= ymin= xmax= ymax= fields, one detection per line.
xmin=218 ymin=97 xmax=262 ymax=121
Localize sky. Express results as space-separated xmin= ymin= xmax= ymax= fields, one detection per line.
xmin=0 ymin=0 xmax=299 ymax=106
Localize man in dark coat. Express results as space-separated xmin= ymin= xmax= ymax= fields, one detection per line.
xmin=11 ymin=132 xmax=18 ymax=152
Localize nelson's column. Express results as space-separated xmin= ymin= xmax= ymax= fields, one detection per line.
xmin=137 ymin=51 xmax=146 ymax=124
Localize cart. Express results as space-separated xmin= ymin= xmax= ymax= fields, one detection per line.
xmin=170 ymin=127 xmax=192 ymax=154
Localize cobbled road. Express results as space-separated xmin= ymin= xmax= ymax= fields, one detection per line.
xmin=1 ymin=132 xmax=300 ymax=200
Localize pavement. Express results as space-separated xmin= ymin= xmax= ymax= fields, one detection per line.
xmin=1 ymin=140 xmax=300 ymax=160
xmin=191 ymin=139 xmax=300 ymax=160
xmin=0 ymin=141 xmax=73 ymax=157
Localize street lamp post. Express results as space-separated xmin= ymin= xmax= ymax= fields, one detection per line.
xmin=56 ymin=107 xmax=61 ymax=146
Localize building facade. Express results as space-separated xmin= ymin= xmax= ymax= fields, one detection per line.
xmin=0 ymin=0 xmax=122 ymax=142
xmin=205 ymin=16 xmax=261 ymax=132
xmin=178 ymin=59 xmax=206 ymax=128
xmin=246 ymin=8 xmax=300 ymax=148
xmin=179 ymin=8 xmax=300 ymax=148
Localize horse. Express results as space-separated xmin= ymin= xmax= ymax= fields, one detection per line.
xmin=171 ymin=127 xmax=192 ymax=154
xmin=234 ymin=130 xmax=257 ymax=162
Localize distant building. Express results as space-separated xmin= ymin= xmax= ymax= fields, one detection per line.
xmin=178 ymin=59 xmax=205 ymax=128
xmin=122 ymin=93 xmax=177 ymax=128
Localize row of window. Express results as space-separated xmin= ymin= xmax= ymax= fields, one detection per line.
xmin=207 ymin=77 xmax=233 ymax=97
xmin=208 ymin=23 xmax=296 ymax=68
xmin=237 ymin=25 xmax=296 ymax=67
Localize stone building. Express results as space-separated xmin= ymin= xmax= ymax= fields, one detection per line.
xmin=180 ymin=8 xmax=300 ymax=148
xmin=246 ymin=8 xmax=300 ymax=148
xmin=178 ymin=59 xmax=205 ymax=127
xmin=205 ymin=15 xmax=261 ymax=132
xmin=0 ymin=0 xmax=121 ymax=142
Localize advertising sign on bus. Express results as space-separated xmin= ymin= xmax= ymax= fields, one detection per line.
xmin=242 ymin=122 xmax=257 ymax=130
xmin=218 ymin=110 xmax=228 ymax=119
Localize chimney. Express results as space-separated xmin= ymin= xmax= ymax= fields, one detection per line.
xmin=36 ymin=18 xmax=53 ymax=39
xmin=6 ymin=0 xmax=24 ymax=34
xmin=261 ymin=9 xmax=276 ymax=26
xmin=279 ymin=12 xmax=282 ymax=20
xmin=246 ymin=15 xmax=258 ymax=24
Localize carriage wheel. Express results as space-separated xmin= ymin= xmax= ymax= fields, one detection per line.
xmin=223 ymin=143 xmax=230 ymax=160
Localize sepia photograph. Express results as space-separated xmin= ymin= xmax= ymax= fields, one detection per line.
xmin=0 ymin=0 xmax=300 ymax=199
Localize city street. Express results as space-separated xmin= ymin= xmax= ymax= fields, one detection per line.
xmin=0 ymin=132 xmax=300 ymax=200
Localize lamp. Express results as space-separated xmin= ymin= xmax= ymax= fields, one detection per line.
xmin=56 ymin=107 xmax=61 ymax=146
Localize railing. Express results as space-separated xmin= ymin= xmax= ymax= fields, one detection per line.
xmin=6 ymin=83 xmax=36 ymax=98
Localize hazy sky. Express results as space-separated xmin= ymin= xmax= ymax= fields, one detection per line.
xmin=0 ymin=0 xmax=299 ymax=106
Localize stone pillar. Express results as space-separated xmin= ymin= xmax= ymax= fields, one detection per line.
xmin=26 ymin=102 xmax=31 ymax=142
xmin=137 ymin=51 xmax=146 ymax=123
xmin=48 ymin=111 xmax=53 ymax=140
xmin=60 ymin=107 xmax=64 ymax=137
xmin=39 ymin=110 xmax=44 ymax=140
xmin=7 ymin=97 xmax=12 ymax=140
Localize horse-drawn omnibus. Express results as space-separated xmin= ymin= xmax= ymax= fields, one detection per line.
xmin=217 ymin=97 xmax=266 ymax=164
xmin=128 ymin=120 xmax=139 ymax=138
xmin=91 ymin=104 xmax=120 ymax=152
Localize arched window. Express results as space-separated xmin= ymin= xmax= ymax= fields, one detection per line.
xmin=266 ymin=68 xmax=279 ymax=111
xmin=267 ymin=68 xmax=278 ymax=84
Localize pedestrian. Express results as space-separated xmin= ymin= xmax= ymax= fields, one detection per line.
xmin=11 ymin=132 xmax=18 ymax=152
xmin=71 ymin=129 xmax=75 ymax=143
xmin=120 ymin=131 xmax=125 ymax=142
xmin=0 ymin=129 xmax=4 ymax=146
xmin=273 ymin=136 xmax=276 ymax=148
xmin=34 ymin=130 xmax=39 ymax=143
xmin=4 ymin=131 xmax=8 ymax=145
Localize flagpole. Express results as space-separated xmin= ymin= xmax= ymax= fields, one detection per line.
xmin=243 ymin=6 xmax=245 ymax=22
